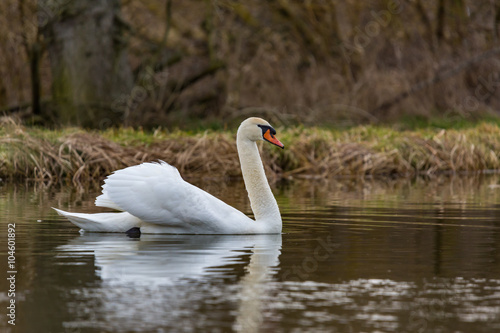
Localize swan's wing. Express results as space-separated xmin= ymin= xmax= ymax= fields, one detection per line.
xmin=95 ymin=161 xmax=250 ymax=232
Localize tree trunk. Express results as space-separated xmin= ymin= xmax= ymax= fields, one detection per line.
xmin=413 ymin=0 xmax=437 ymax=52
xmin=495 ymin=1 xmax=500 ymax=41
xmin=39 ymin=0 xmax=133 ymax=127
xmin=19 ymin=0 xmax=42 ymax=116
xmin=29 ymin=41 xmax=41 ymax=116
xmin=436 ymin=0 xmax=446 ymax=42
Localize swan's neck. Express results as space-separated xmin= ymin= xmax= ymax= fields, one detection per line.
xmin=236 ymin=137 xmax=281 ymax=224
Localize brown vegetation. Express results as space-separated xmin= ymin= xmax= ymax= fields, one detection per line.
xmin=2 ymin=118 xmax=500 ymax=186
xmin=1 ymin=1 xmax=499 ymax=127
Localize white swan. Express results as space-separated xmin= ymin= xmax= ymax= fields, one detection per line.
xmin=54 ymin=117 xmax=284 ymax=234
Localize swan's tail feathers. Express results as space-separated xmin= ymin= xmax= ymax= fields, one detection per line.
xmin=53 ymin=208 xmax=141 ymax=233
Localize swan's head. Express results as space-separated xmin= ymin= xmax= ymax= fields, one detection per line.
xmin=238 ymin=117 xmax=284 ymax=149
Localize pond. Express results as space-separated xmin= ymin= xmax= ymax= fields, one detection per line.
xmin=1 ymin=175 xmax=500 ymax=332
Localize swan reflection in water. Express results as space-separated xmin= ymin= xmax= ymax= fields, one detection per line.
xmin=57 ymin=233 xmax=282 ymax=332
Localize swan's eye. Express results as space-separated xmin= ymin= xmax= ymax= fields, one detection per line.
xmin=257 ymin=124 xmax=276 ymax=136
xmin=257 ymin=124 xmax=284 ymax=149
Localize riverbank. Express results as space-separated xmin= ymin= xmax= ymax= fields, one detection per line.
xmin=2 ymin=118 xmax=500 ymax=185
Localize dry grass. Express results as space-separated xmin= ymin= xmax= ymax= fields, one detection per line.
xmin=2 ymin=118 xmax=500 ymax=186
xmin=0 ymin=118 xmax=241 ymax=186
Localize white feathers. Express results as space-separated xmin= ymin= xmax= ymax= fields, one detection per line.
xmin=53 ymin=208 xmax=141 ymax=232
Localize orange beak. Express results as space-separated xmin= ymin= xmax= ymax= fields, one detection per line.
xmin=263 ymin=129 xmax=284 ymax=149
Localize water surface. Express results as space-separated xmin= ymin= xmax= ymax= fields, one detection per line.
xmin=1 ymin=176 xmax=500 ymax=332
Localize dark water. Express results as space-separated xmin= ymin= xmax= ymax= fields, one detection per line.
xmin=1 ymin=175 xmax=500 ymax=332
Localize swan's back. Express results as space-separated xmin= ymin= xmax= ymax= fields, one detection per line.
xmin=95 ymin=161 xmax=254 ymax=233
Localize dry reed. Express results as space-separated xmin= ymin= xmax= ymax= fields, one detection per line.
xmin=2 ymin=118 xmax=500 ymax=186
